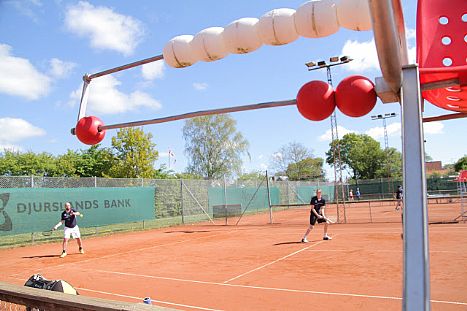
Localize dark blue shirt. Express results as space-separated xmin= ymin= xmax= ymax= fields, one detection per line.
xmin=310 ymin=196 xmax=326 ymax=214
xmin=61 ymin=209 xmax=77 ymax=228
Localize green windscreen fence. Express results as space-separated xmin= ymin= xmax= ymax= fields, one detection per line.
xmin=295 ymin=185 xmax=335 ymax=204
xmin=0 ymin=187 xmax=155 ymax=236
xmin=208 ymin=186 xmax=280 ymax=214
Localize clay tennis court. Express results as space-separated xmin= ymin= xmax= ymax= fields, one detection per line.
xmin=1 ymin=203 xmax=466 ymax=310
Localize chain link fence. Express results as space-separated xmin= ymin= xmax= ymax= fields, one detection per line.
xmin=0 ymin=175 xmax=463 ymax=246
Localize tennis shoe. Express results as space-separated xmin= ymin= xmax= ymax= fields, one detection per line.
xmin=60 ymin=251 xmax=67 ymax=258
xmin=323 ymin=235 xmax=332 ymax=240
xmin=79 ymin=247 xmax=84 ymax=254
xmin=301 ymin=238 xmax=309 ymax=243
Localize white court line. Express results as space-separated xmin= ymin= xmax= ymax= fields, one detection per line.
xmin=8 ymin=232 xmax=225 ymax=279
xmin=76 ymin=287 xmax=223 ymax=311
xmin=304 ymin=249 xmax=464 ymax=254
xmin=79 ymin=268 xmax=467 ymax=306
xmin=223 ymin=236 xmax=335 ymax=284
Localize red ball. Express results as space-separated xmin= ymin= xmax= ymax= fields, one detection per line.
xmin=75 ymin=116 xmax=106 ymax=145
xmin=335 ymin=75 xmax=377 ymax=117
xmin=296 ymin=80 xmax=336 ymax=121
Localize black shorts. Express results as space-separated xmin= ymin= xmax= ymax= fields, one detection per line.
xmin=310 ymin=214 xmax=326 ymax=225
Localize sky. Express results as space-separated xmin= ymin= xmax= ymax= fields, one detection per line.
xmin=0 ymin=0 xmax=465 ymax=180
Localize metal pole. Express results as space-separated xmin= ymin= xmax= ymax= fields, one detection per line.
xmin=88 ymin=55 xmax=164 ymax=80
xmin=401 ymin=64 xmax=430 ymax=310
xmin=223 ymin=175 xmax=228 ymax=225
xmin=180 ymin=179 xmax=185 ymax=224
xmin=266 ymin=170 xmax=273 ymax=224
xmin=97 ymin=100 xmax=296 ymax=132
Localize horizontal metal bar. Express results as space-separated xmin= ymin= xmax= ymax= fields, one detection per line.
xmin=423 ymin=112 xmax=467 ymax=123
xmin=98 ymin=100 xmax=297 ymax=131
xmin=420 ymin=78 xmax=459 ymax=91
xmin=88 ymin=54 xmax=164 ymax=80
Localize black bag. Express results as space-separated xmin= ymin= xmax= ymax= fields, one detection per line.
xmin=24 ymin=274 xmax=79 ymax=294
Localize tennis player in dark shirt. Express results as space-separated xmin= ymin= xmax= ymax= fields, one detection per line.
xmin=52 ymin=202 xmax=84 ymax=258
xmin=301 ymin=189 xmax=332 ymax=243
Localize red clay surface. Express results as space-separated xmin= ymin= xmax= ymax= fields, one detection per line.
xmin=0 ymin=204 xmax=466 ymax=311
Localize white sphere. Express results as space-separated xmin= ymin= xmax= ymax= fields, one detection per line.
xmin=337 ymin=0 xmax=372 ymax=31
xmin=295 ymin=0 xmax=339 ymax=38
xmin=223 ymin=18 xmax=263 ymax=54
xmin=162 ymin=35 xmax=197 ymax=68
xmin=257 ymin=8 xmax=299 ymax=45
xmin=191 ymin=27 xmax=229 ymax=62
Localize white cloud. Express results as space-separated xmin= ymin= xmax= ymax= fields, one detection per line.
xmin=49 ymin=58 xmax=76 ymax=78
xmin=341 ymin=27 xmax=417 ymax=73
xmin=0 ymin=118 xmax=46 ymax=149
xmin=319 ymin=126 xmax=355 ymax=142
xmin=365 ymin=122 xmax=401 ymax=139
xmin=193 ymin=82 xmax=208 ymax=91
xmin=142 ymin=61 xmax=165 ymax=80
xmin=65 ymin=1 xmax=144 ymax=56
xmin=423 ymin=122 xmax=444 ymax=135
xmin=0 ymin=44 xmax=51 ymax=100
xmin=260 ymin=163 xmax=268 ymax=170
xmin=341 ymin=39 xmax=380 ymax=72
xmin=68 ymin=75 xmax=162 ymax=115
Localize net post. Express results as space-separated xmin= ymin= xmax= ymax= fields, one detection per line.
xmin=180 ymin=179 xmax=185 ymax=224
xmin=266 ymin=170 xmax=273 ymax=224
xmin=223 ymin=175 xmax=228 ymax=225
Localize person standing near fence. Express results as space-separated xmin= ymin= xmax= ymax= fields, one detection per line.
xmin=356 ymin=188 xmax=361 ymax=200
xmin=349 ymin=189 xmax=354 ymax=201
xmin=52 ymin=202 xmax=84 ymax=258
xmin=301 ymin=189 xmax=332 ymax=243
xmin=395 ymin=185 xmax=403 ymax=211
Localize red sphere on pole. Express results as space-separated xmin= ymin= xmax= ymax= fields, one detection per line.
xmin=335 ymin=75 xmax=377 ymax=117
xmin=296 ymin=80 xmax=336 ymax=121
xmin=75 ymin=116 xmax=106 ymax=145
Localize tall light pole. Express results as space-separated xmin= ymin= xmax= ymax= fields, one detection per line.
xmin=305 ymin=56 xmax=353 ymax=223
xmin=371 ymin=112 xmax=397 ymax=197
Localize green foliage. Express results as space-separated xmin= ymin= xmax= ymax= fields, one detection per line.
xmin=0 ymin=150 xmax=56 ymax=176
xmin=183 ymin=114 xmax=249 ymax=179
xmin=110 ymin=127 xmax=159 ymax=178
xmin=0 ymin=127 xmax=167 ymax=178
xmin=454 ymin=155 xmax=467 ymax=172
xmin=271 ymin=142 xmax=324 ymax=180
xmin=286 ymin=157 xmax=324 ymax=181
xmin=326 ymin=133 xmax=402 ymax=180
xmin=237 ymin=171 xmax=265 ymax=181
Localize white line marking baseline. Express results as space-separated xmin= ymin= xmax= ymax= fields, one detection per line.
xmin=79 ymin=269 xmax=467 ymax=306
xmin=76 ymin=287 xmax=223 ymax=311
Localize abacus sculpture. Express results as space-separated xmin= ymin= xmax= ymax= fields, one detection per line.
xmin=71 ymin=1 xmax=467 ymax=310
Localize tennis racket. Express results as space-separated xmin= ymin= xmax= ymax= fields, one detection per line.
xmin=324 ymin=216 xmax=337 ymax=224
xmin=42 ymin=230 xmax=54 ymax=236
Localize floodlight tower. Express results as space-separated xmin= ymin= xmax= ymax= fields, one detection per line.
xmin=371 ymin=112 xmax=397 ymax=197
xmin=306 ymin=56 xmax=353 ymax=223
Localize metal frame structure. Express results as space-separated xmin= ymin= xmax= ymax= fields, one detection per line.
xmin=307 ymin=57 xmax=351 ymax=223
xmin=70 ymin=1 xmax=467 ymax=310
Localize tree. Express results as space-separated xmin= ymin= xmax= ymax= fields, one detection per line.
xmin=0 ymin=150 xmax=56 ymax=176
xmin=109 ymin=127 xmax=159 ymax=178
xmin=183 ymin=114 xmax=249 ymax=179
xmin=326 ymin=133 xmax=401 ymax=180
xmin=270 ymin=142 xmax=324 ymax=180
xmin=286 ymin=157 xmax=324 ymax=180
xmin=454 ymin=155 xmax=467 ymax=171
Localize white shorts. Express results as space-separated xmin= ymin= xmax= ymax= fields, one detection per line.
xmin=64 ymin=226 xmax=81 ymax=239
